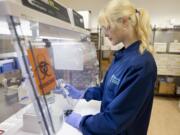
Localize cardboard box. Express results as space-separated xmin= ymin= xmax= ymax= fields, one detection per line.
xmin=101 ymin=60 xmax=109 ymax=71
xmin=23 ymin=112 xmax=41 ymax=133
xmin=102 ymin=51 xmax=111 ymax=59
xmin=101 ymin=45 xmax=111 ymax=51
xmin=159 ymin=82 xmax=176 ymax=95
xmin=172 ymin=68 xmax=180 ymax=76
xmin=157 ymin=68 xmax=171 ymax=76
xmin=154 ymin=54 xmax=169 ymax=66
xmin=168 ymin=55 xmax=180 ymax=67
xmin=155 ymin=54 xmax=180 ymax=76
xmin=169 ymin=42 xmax=180 ymax=53
xmin=154 ymin=42 xmax=167 ymax=52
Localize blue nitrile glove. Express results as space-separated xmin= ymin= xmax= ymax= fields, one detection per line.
xmin=65 ymin=84 xmax=84 ymax=99
xmin=54 ymin=88 xmax=68 ymax=98
xmin=65 ymin=112 xmax=82 ymax=129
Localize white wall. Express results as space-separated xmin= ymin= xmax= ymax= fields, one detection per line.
xmin=131 ymin=0 xmax=180 ymax=27
xmin=60 ymin=0 xmax=180 ymax=29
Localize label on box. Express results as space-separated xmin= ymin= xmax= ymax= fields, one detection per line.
xmin=169 ymin=43 xmax=180 ymax=53
xmin=154 ymin=43 xmax=167 ymax=52
xmin=155 ymin=54 xmax=180 ymax=76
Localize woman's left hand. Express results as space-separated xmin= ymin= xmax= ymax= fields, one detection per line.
xmin=65 ymin=112 xmax=83 ymax=130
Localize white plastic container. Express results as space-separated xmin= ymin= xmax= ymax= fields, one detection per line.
xmin=154 ymin=42 xmax=167 ymax=52
xmin=176 ymin=86 xmax=180 ymax=95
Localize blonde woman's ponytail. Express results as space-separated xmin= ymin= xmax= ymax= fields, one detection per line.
xmin=135 ymin=9 xmax=153 ymax=53
xmin=98 ymin=0 xmax=153 ymax=54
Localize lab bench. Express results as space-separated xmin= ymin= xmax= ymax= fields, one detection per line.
xmin=0 ymin=96 xmax=101 ymax=135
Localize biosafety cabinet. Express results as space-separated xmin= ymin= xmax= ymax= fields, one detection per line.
xmin=0 ymin=0 xmax=99 ymax=135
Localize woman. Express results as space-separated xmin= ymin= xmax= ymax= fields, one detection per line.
xmin=64 ymin=0 xmax=157 ymax=135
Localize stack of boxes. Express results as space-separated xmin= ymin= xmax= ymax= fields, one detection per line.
xmin=168 ymin=54 xmax=180 ymax=76
xmin=154 ymin=41 xmax=180 ymax=95
xmin=169 ymin=42 xmax=180 ymax=53
xmin=153 ymin=43 xmax=167 ymax=76
xmin=154 ymin=41 xmax=180 ymax=76
xmin=154 ymin=54 xmax=180 ymax=76
xmin=154 ymin=53 xmax=169 ymax=75
xmin=154 ymin=42 xmax=167 ymax=53
xmin=90 ymin=33 xmax=99 ymax=50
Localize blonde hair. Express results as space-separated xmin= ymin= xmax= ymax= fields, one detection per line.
xmin=98 ymin=0 xmax=153 ymax=54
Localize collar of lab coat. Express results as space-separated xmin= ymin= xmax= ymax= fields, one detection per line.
xmin=114 ymin=40 xmax=141 ymax=61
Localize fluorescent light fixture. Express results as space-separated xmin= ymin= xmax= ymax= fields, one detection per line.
xmin=39 ymin=36 xmax=77 ymax=41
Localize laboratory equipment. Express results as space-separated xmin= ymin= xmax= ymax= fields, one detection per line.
xmin=0 ymin=0 xmax=98 ymax=135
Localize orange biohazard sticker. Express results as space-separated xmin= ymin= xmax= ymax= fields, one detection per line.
xmin=27 ymin=48 xmax=56 ymax=95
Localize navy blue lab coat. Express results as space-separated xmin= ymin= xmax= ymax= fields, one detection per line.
xmin=80 ymin=41 xmax=157 ymax=135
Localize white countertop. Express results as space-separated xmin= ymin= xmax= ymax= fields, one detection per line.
xmin=0 ymin=99 xmax=101 ymax=135
xmin=57 ymin=100 xmax=101 ymax=135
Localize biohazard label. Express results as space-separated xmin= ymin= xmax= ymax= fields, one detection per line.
xmin=27 ymin=48 xmax=56 ymax=95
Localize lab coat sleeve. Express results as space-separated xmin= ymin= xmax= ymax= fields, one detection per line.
xmin=80 ymin=64 xmax=155 ymax=135
xmin=83 ymin=85 xmax=104 ymax=101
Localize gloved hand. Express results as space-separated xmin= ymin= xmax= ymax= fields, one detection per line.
xmin=65 ymin=84 xmax=84 ymax=99
xmin=54 ymin=88 xmax=68 ymax=98
xmin=65 ymin=112 xmax=82 ymax=129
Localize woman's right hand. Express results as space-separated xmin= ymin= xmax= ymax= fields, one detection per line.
xmin=65 ymin=84 xmax=84 ymax=99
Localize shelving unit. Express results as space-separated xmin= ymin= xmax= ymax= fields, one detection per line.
xmin=153 ymin=27 xmax=180 ymax=97
xmin=90 ymin=31 xmax=102 ymax=80
xmin=90 ymin=30 xmax=110 ymax=80
xmin=95 ymin=26 xmax=180 ymax=97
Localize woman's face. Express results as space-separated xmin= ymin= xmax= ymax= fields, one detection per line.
xmin=103 ymin=18 xmax=129 ymax=45
xmin=103 ymin=24 xmax=126 ymax=45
